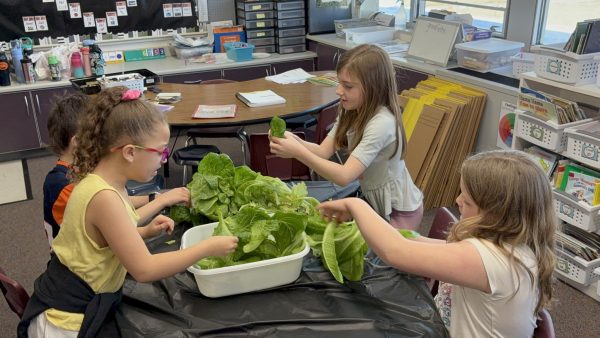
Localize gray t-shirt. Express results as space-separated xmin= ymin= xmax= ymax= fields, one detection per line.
xmin=328 ymin=107 xmax=423 ymax=218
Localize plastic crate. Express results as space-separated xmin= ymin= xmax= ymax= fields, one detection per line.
xmin=555 ymin=247 xmax=600 ymax=285
xmin=98 ymin=73 xmax=145 ymax=91
xmin=531 ymin=46 xmax=600 ymax=85
xmin=181 ymin=223 xmax=309 ymax=298
xmin=511 ymin=52 xmax=536 ymax=78
xmin=596 ymin=56 xmax=600 ymax=87
xmin=565 ymin=121 xmax=600 ymax=170
xmin=553 ymin=190 xmax=600 ymax=232
xmin=455 ymin=38 xmax=524 ymax=73
xmin=224 ymin=42 xmax=255 ymax=62
xmin=514 ymin=110 xmax=594 ymax=152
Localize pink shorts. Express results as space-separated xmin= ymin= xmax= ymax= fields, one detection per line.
xmin=389 ymin=204 xmax=424 ymax=232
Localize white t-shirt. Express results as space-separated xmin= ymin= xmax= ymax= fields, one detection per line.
xmin=328 ymin=107 xmax=423 ymax=218
xmin=444 ymin=238 xmax=538 ymax=338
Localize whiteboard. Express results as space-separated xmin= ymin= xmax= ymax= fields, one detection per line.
xmin=407 ymin=17 xmax=462 ymax=67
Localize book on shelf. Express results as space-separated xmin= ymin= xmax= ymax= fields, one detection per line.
xmin=524 ymin=145 xmax=558 ymax=178
xmin=192 ymin=104 xmax=237 ymax=119
xmin=235 ymin=90 xmax=286 ymax=108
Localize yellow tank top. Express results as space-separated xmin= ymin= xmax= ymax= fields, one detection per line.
xmin=46 ymin=174 xmax=140 ymax=331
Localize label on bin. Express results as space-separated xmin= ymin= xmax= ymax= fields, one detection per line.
xmin=257 ymin=32 xmax=265 ymax=37
xmin=252 ymin=5 xmax=261 ymax=10
xmin=256 ymin=22 xmax=265 ymax=28
xmin=256 ymin=13 xmax=265 ymax=19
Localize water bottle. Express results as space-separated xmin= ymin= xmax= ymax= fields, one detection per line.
xmin=48 ymin=55 xmax=61 ymax=81
xmin=70 ymin=52 xmax=85 ymax=78
xmin=394 ymin=1 xmax=408 ymax=29
xmin=89 ymin=42 xmax=105 ymax=76
xmin=80 ymin=46 xmax=92 ymax=77
xmin=0 ymin=52 xmax=11 ymax=86
xmin=10 ymin=40 xmax=25 ymax=83
xmin=21 ymin=54 xmax=36 ymax=84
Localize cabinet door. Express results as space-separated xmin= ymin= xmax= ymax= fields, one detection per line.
xmin=271 ymin=59 xmax=315 ymax=75
xmin=32 ymin=86 xmax=77 ymax=146
xmin=395 ymin=67 xmax=429 ymax=93
xmin=222 ymin=64 xmax=271 ymax=81
xmin=0 ymin=91 xmax=41 ymax=153
xmin=162 ymin=70 xmax=222 ymax=84
xmin=314 ymin=43 xmax=341 ymax=71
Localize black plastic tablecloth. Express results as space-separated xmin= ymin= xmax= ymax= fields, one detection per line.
xmin=99 ymin=225 xmax=449 ymax=338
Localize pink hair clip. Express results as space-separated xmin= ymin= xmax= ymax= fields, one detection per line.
xmin=121 ymin=89 xmax=141 ymax=101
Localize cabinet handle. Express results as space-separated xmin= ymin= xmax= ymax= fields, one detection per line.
xmin=35 ymin=94 xmax=41 ymax=116
xmin=183 ymin=79 xmax=204 ymax=84
xmin=272 ymin=67 xmax=277 ymax=75
xmin=24 ymin=95 xmax=30 ymax=116
xmin=332 ymin=51 xmax=338 ymax=65
xmin=265 ymin=68 xmax=270 ymax=76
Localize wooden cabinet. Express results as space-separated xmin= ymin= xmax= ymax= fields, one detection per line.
xmin=271 ymin=59 xmax=314 ymax=75
xmin=222 ymin=64 xmax=271 ymax=81
xmin=309 ymin=41 xmax=344 ymax=71
xmin=0 ymin=91 xmax=41 ymax=153
xmin=31 ymin=86 xmax=77 ymax=146
xmin=161 ymin=70 xmax=222 ymax=84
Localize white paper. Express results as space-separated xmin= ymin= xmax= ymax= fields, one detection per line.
xmin=0 ymin=160 xmax=28 ymax=205
xmin=173 ymin=3 xmax=183 ymax=17
xmin=96 ymin=18 xmax=108 ymax=34
xmin=56 ymin=0 xmax=68 ymax=11
xmin=127 ymin=0 xmax=137 ymax=7
xmin=182 ymin=3 xmax=193 ymax=17
xmin=42 ymin=0 xmax=54 ymax=2
xmin=35 ymin=15 xmax=48 ymax=31
xmin=69 ymin=3 xmax=82 ymax=18
xmin=163 ymin=4 xmax=173 ymax=18
xmin=197 ymin=0 xmax=208 ymax=22
xmin=265 ymin=68 xmax=316 ymax=84
xmin=23 ymin=16 xmax=37 ymax=32
xmin=83 ymin=12 xmax=95 ymax=27
xmin=116 ymin=1 xmax=128 ymax=16
xmin=106 ymin=12 xmax=118 ymax=27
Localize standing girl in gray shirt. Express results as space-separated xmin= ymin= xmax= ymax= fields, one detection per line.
xmin=270 ymin=44 xmax=423 ymax=231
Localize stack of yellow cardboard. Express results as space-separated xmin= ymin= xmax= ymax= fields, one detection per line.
xmin=401 ymin=78 xmax=486 ymax=210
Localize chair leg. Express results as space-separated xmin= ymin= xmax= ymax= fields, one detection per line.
xmin=182 ymin=164 xmax=188 ymax=186
xmin=238 ymin=129 xmax=249 ymax=165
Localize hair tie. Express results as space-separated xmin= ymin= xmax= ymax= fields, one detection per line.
xmin=121 ymin=89 xmax=141 ymax=101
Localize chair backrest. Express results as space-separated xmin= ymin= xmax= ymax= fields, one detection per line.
xmin=428 ymin=207 xmax=458 ymax=240
xmin=0 ymin=267 xmax=30 ymax=318
xmin=249 ymin=132 xmax=311 ymax=181
xmin=427 ymin=207 xmax=458 ymax=297
xmin=314 ymin=102 xmax=339 ymax=144
xmin=533 ymin=308 xmax=556 ymax=338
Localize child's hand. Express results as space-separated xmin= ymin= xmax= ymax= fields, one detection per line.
xmin=142 ymin=214 xmax=175 ymax=238
xmin=156 ymin=187 xmax=190 ymax=207
xmin=201 ymin=236 xmax=239 ymax=257
xmin=317 ymin=199 xmax=353 ymax=223
xmin=269 ymin=131 xmax=304 ymax=159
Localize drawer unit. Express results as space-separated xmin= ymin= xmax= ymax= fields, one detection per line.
xmin=274 ymin=9 xmax=304 ymax=19
xmin=254 ymin=45 xmax=277 ymax=53
xmin=277 ymin=35 xmax=305 ymax=46
xmin=276 ymin=27 xmax=305 ymax=37
xmin=278 ymin=44 xmax=306 ymax=54
xmin=237 ymin=1 xmax=274 ymax=12
xmin=275 ymin=1 xmax=304 ymax=11
xmin=273 ymin=1 xmax=306 ymax=54
xmin=237 ymin=10 xmax=274 ymax=20
xmin=247 ymin=28 xmax=275 ymax=39
xmin=276 ymin=17 xmax=305 ymax=28
xmin=238 ymin=18 xmax=275 ymax=29
xmin=248 ymin=37 xmax=276 ymax=46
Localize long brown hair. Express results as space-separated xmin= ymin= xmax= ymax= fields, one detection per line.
xmin=72 ymin=86 xmax=167 ymax=180
xmin=448 ymin=150 xmax=556 ymax=315
xmin=333 ymin=44 xmax=406 ymax=159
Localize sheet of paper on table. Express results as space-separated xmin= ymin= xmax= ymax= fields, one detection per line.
xmin=265 ymin=68 xmax=315 ymax=84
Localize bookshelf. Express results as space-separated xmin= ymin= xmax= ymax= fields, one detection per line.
xmin=514 ymin=72 xmax=600 ymax=302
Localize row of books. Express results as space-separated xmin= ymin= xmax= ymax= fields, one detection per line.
xmin=517 ymin=87 xmax=588 ymax=125
xmin=556 ymin=224 xmax=600 ymax=262
xmin=564 ymin=19 xmax=600 ymax=55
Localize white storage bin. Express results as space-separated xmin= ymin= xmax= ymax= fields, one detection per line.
xmin=511 ymin=52 xmax=536 ymax=78
xmin=514 ymin=110 xmax=594 ymax=152
xmin=343 ymin=26 xmax=396 ymax=45
xmin=171 ymin=43 xmax=213 ymax=59
xmin=565 ymin=121 xmax=600 ymax=170
xmin=531 ymin=45 xmax=600 ymax=86
xmin=553 ymin=190 xmax=600 ymax=232
xmin=555 ymin=247 xmax=600 ymax=285
xmin=455 ymin=38 xmax=524 ymax=73
xmin=596 ymin=268 xmax=600 ymax=296
xmin=98 ymin=73 xmax=144 ymax=91
xmin=181 ymin=223 xmax=309 ymax=298
xmin=596 ymin=56 xmax=600 ymax=87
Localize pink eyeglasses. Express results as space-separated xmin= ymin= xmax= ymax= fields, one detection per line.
xmin=111 ymin=144 xmax=170 ymax=162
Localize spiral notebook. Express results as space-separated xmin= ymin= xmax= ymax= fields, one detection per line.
xmin=193 ymin=104 xmax=237 ymax=118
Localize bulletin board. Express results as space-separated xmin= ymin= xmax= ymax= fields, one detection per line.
xmin=0 ymin=0 xmax=198 ymax=43
xmin=406 ymin=16 xmax=462 ymax=67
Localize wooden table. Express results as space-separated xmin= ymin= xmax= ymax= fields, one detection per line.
xmin=147 ymin=76 xmax=339 ymax=127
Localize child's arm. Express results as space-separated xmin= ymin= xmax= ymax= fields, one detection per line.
xmin=88 ymin=190 xmax=238 ymax=282
xmin=130 ymin=195 xmax=149 ymax=208
xmin=270 ymin=133 xmax=364 ymax=186
xmin=318 ymin=198 xmax=491 ymax=293
xmin=135 ymin=187 xmax=190 ymax=225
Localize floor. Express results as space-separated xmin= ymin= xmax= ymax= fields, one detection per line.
xmin=1 ymin=124 xmax=599 ymax=337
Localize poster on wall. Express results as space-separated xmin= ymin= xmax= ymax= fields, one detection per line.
xmin=497 ymin=101 xmax=517 ymax=150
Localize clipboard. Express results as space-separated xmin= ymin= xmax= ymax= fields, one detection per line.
xmin=406 ymin=17 xmax=462 ymax=67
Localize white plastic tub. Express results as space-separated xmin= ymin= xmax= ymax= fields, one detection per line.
xmin=455 ymin=38 xmax=524 ymax=72
xmin=181 ymin=223 xmax=309 ymax=298
xmin=343 ymin=26 xmax=396 ymax=44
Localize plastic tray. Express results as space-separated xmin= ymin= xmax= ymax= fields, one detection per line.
xmin=556 ymin=247 xmax=600 ymax=286
xmin=455 ymin=38 xmax=524 ymax=73
xmin=511 ymin=52 xmax=536 ymax=78
xmin=181 ymin=223 xmax=309 ymax=298
xmin=565 ymin=120 xmax=600 ymax=170
xmin=531 ymin=46 xmax=600 ymax=85
xmin=69 ymin=68 xmax=159 ymax=94
xmin=553 ymin=190 xmax=600 ymax=232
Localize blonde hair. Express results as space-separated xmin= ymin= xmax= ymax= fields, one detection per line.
xmin=448 ymin=150 xmax=556 ymax=315
xmin=72 ymin=86 xmax=167 ymax=180
xmin=333 ymin=44 xmax=406 ymax=159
